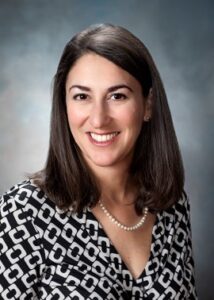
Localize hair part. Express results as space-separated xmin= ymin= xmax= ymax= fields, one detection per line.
xmin=31 ymin=23 xmax=186 ymax=214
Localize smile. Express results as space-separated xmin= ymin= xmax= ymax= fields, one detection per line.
xmin=89 ymin=132 xmax=119 ymax=143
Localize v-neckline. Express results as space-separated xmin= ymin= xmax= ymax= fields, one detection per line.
xmin=86 ymin=207 xmax=161 ymax=284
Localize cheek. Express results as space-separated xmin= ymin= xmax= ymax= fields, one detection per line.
xmin=66 ymin=105 xmax=86 ymax=129
xmin=119 ymin=105 xmax=144 ymax=130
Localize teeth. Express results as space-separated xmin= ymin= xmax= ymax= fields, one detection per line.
xmin=90 ymin=132 xmax=118 ymax=142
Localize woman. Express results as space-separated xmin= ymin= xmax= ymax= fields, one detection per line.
xmin=0 ymin=24 xmax=197 ymax=299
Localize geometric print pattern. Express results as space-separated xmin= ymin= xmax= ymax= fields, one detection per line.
xmin=0 ymin=180 xmax=197 ymax=299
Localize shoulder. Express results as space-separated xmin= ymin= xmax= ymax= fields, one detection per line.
xmin=165 ymin=195 xmax=190 ymax=218
xmin=174 ymin=195 xmax=191 ymax=222
xmin=0 ymin=180 xmax=85 ymax=234
xmin=157 ymin=195 xmax=192 ymax=236
xmin=0 ymin=180 xmax=55 ymax=221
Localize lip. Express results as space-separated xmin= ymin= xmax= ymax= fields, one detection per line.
xmin=86 ymin=131 xmax=120 ymax=146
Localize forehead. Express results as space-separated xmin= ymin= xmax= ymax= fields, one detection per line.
xmin=66 ymin=53 xmax=141 ymax=90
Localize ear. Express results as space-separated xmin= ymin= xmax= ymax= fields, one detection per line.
xmin=143 ymin=88 xmax=153 ymax=122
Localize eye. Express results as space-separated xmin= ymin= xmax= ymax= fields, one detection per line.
xmin=110 ymin=93 xmax=127 ymax=100
xmin=73 ymin=93 xmax=88 ymax=101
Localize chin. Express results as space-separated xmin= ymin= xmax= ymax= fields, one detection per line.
xmin=90 ymin=159 xmax=117 ymax=168
xmin=88 ymin=153 xmax=133 ymax=170
xmin=85 ymin=153 xmax=120 ymax=169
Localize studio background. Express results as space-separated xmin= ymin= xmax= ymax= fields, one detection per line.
xmin=0 ymin=1 xmax=213 ymax=299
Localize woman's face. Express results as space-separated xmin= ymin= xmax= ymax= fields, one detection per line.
xmin=65 ymin=53 xmax=151 ymax=172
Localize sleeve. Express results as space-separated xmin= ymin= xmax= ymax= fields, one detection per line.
xmin=0 ymin=183 xmax=46 ymax=299
xmin=182 ymin=197 xmax=198 ymax=299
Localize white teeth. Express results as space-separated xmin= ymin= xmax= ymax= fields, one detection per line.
xmin=90 ymin=132 xmax=118 ymax=142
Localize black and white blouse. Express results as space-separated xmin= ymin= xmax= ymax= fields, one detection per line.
xmin=0 ymin=181 xmax=197 ymax=299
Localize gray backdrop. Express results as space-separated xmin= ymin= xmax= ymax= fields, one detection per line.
xmin=0 ymin=0 xmax=213 ymax=298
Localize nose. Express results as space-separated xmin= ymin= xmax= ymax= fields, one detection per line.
xmin=89 ymin=101 xmax=111 ymax=129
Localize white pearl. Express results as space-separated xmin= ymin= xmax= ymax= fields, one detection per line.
xmin=99 ymin=200 xmax=148 ymax=231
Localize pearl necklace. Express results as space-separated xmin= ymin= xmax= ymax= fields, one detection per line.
xmin=98 ymin=200 xmax=149 ymax=231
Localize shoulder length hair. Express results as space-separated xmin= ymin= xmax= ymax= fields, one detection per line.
xmin=32 ymin=23 xmax=186 ymax=214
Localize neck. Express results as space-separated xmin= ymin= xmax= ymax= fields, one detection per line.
xmin=92 ymin=165 xmax=137 ymax=206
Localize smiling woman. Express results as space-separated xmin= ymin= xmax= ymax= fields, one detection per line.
xmin=0 ymin=24 xmax=197 ymax=299
xmin=65 ymin=53 xmax=149 ymax=170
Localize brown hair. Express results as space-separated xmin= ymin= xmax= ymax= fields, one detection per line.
xmin=32 ymin=23 xmax=186 ymax=214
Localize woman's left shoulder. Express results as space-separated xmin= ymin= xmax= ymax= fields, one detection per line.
xmin=166 ymin=194 xmax=190 ymax=215
xmin=174 ymin=194 xmax=191 ymax=216
xmin=163 ymin=195 xmax=192 ymax=229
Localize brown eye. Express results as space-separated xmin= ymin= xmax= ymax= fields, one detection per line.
xmin=73 ymin=93 xmax=88 ymax=100
xmin=111 ymin=93 xmax=127 ymax=100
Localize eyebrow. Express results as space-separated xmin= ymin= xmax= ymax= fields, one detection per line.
xmin=69 ymin=84 xmax=134 ymax=93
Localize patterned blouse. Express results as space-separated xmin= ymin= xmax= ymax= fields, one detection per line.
xmin=0 ymin=181 xmax=197 ymax=299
